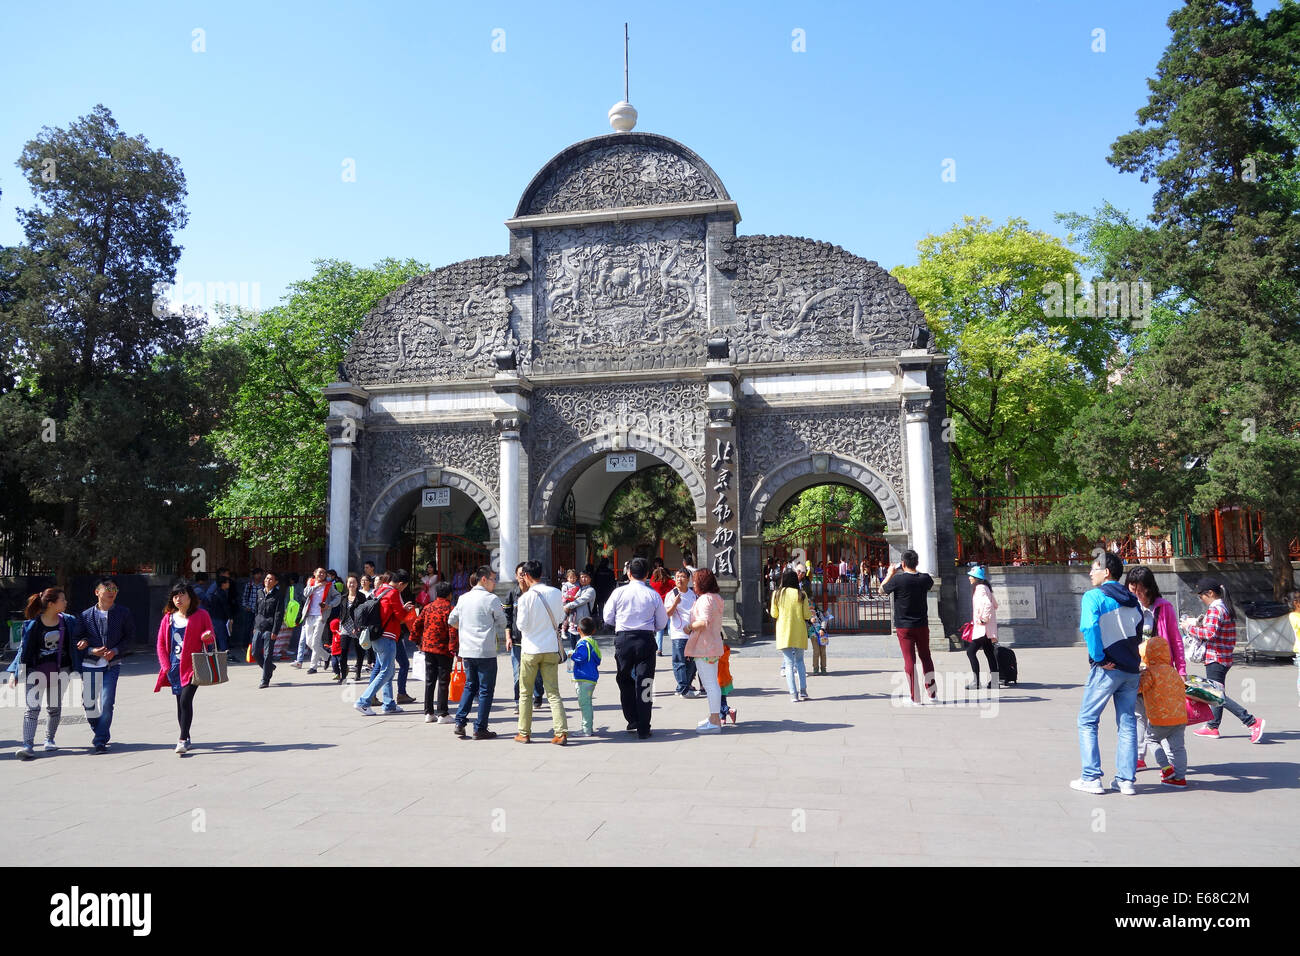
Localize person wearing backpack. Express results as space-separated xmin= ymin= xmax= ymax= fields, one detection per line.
xmin=354 ymin=569 xmax=415 ymax=716
xmin=252 ymin=572 xmax=288 ymax=689
xmin=1071 ymin=552 xmax=1144 ymax=796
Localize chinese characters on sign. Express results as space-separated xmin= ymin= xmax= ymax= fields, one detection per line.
xmin=606 ymin=453 xmax=637 ymax=472
xmin=710 ymin=439 xmax=735 ymax=576
xmin=421 ymin=487 xmax=451 ymax=508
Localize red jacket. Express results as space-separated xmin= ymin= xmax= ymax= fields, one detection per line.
xmin=418 ymin=597 xmax=459 ymax=656
xmin=329 ymin=618 xmax=342 ymax=655
xmin=153 ymin=608 xmax=216 ymax=692
xmin=376 ymin=584 xmax=408 ymax=641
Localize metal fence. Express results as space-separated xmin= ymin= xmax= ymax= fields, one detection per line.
xmin=955 ymin=496 xmax=1299 ymax=567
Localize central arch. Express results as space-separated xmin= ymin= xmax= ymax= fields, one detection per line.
xmin=746 ymin=453 xmax=907 ymax=535
xmin=531 ymin=431 xmax=709 ymax=528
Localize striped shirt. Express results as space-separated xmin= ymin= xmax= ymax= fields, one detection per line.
xmin=1187 ymin=599 xmax=1237 ymax=666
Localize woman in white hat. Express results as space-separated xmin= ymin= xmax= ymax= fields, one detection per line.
xmin=965 ymin=565 xmax=999 ymax=689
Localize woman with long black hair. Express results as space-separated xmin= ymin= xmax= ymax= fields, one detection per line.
xmin=153 ymin=581 xmax=217 ymax=755
xmin=7 ymin=588 xmax=84 ymax=760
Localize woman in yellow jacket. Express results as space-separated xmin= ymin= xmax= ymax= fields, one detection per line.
xmin=771 ymin=569 xmax=813 ymax=703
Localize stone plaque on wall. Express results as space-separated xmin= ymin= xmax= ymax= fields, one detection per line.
xmin=992 ymin=584 xmax=1039 ymax=622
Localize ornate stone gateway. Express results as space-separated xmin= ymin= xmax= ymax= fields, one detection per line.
xmin=326 ymin=129 xmax=957 ymax=638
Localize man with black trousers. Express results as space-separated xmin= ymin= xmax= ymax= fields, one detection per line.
xmin=252 ymin=571 xmax=287 ymax=689
xmin=882 ymin=549 xmax=937 ymax=704
xmin=603 ymin=557 xmax=668 ymax=738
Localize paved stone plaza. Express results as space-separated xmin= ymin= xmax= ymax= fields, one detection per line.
xmin=4 ymin=643 xmax=1296 ymax=867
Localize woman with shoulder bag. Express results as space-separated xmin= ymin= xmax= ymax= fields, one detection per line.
xmin=964 ymin=566 xmax=999 ymax=690
xmin=153 ymin=581 xmax=217 ymax=756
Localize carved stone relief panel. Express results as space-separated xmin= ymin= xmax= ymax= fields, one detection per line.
xmin=343 ymin=256 xmax=529 ymax=385
xmin=738 ymin=407 xmax=905 ymax=523
xmin=524 ymin=144 xmax=722 ymax=216
xmin=714 ymin=235 xmax=927 ymax=364
xmin=528 ymin=217 xmax=710 ymax=374
xmin=366 ymin=425 xmax=500 ymax=507
xmin=527 ymin=380 xmax=709 ymax=481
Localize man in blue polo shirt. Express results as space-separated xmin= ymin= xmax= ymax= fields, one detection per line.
xmin=1071 ymin=552 xmax=1144 ymax=796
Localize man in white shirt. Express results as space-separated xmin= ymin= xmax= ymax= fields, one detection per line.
xmin=513 ymin=560 xmax=570 ymax=745
xmin=603 ymin=557 xmax=669 ymax=739
xmin=664 ymin=569 xmax=698 ymax=697
xmin=447 ymin=566 xmax=506 ymax=740
xmin=302 ymin=567 xmax=330 ymax=675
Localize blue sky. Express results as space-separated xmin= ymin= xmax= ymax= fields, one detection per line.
xmin=0 ymin=0 xmax=1218 ymax=311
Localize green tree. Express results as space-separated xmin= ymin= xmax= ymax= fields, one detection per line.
xmin=205 ymin=257 xmax=427 ymax=529
xmin=0 ymin=105 xmax=234 ymax=582
xmin=764 ymin=484 xmax=884 ymax=540
xmin=1060 ymin=0 xmax=1300 ymax=596
xmin=893 ymin=217 xmax=1124 ymax=550
xmin=590 ymin=466 xmax=693 ymax=555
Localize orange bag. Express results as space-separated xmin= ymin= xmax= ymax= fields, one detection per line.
xmin=449 ymin=659 xmax=466 ymax=703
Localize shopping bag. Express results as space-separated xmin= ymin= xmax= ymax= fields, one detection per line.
xmin=1184 ymin=676 xmax=1225 ymax=705
xmin=1185 ymin=698 xmax=1213 ymax=725
xmin=190 ymin=642 xmax=229 ymax=686
xmin=449 ymin=659 xmax=466 ymax=703
xmin=245 ymin=643 xmax=254 ymax=664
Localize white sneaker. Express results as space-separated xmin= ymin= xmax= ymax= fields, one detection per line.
xmin=425 ymin=714 xmax=435 ymax=723
xmin=1069 ymin=777 xmax=1105 ymax=794
xmin=354 ymin=701 xmax=375 ymax=716
xmin=183 ymin=738 xmax=192 ymax=752
xmin=1111 ymin=777 xmax=1136 ymax=796
xmin=436 ymin=715 xmax=451 ymax=724
xmin=696 ymin=722 xmax=721 ymax=734
xmin=791 ymin=695 xmax=801 ymax=704
xmin=42 ymin=740 xmax=58 ymax=752
xmin=174 ymin=740 xmax=187 ymax=755
xmin=382 ymin=705 xmax=404 ymax=715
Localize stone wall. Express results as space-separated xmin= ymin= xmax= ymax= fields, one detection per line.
xmin=948 ymin=562 xmax=1300 ymax=649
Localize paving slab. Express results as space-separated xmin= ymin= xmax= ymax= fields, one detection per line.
xmin=2 ymin=647 xmax=1297 ymax=865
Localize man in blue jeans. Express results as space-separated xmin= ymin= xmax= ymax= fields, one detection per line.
xmin=1072 ymin=552 xmax=1145 ymax=796
xmin=449 ymin=566 xmax=506 ymax=740
xmin=78 ymin=578 xmax=136 ymax=753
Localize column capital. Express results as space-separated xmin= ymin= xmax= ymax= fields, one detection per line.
xmin=494 ymin=414 xmax=527 ymax=435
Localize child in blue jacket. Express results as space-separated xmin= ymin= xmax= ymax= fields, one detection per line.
xmin=570 ymin=616 xmax=601 ymax=737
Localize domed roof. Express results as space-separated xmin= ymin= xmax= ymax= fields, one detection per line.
xmin=513 ymin=132 xmax=731 ymax=219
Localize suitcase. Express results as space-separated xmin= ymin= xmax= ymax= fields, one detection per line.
xmin=996 ymin=645 xmax=1018 ymax=685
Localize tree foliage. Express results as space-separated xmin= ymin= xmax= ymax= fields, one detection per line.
xmin=764 ymin=484 xmax=885 ymax=540
xmin=0 ymin=105 xmax=235 ymax=581
xmin=589 ymin=466 xmax=694 ymax=555
xmin=893 ymin=217 xmax=1124 ymax=548
xmin=204 ymin=257 xmax=427 ymax=523
xmin=1058 ymin=0 xmax=1300 ymax=596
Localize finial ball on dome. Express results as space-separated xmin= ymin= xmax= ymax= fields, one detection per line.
xmin=608 ymin=101 xmax=637 ymax=132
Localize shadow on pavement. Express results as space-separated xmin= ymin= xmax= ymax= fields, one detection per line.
xmin=1170 ymin=761 xmax=1300 ymax=793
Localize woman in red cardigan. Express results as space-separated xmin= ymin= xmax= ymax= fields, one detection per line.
xmin=154 ymin=581 xmax=216 ymax=755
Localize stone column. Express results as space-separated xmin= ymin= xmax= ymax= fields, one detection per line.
xmin=492 ymin=356 xmax=531 ymax=581
xmin=496 ymin=417 xmax=522 ymax=577
xmin=323 ymin=382 xmax=368 ymax=574
xmin=904 ymin=399 xmax=938 ymax=575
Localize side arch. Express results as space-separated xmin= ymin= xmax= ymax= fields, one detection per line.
xmin=530 ymin=431 xmax=709 ymax=528
xmin=362 ymin=467 xmax=502 ymax=548
xmin=746 ymin=453 xmax=907 ymax=534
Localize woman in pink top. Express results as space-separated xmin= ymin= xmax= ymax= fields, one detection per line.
xmin=685 ymin=568 xmax=726 ymax=734
xmin=1125 ymin=566 xmax=1186 ymax=768
xmin=153 ymin=581 xmax=217 ymax=755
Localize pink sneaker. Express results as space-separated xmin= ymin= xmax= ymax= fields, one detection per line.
xmin=1249 ymin=719 xmax=1265 ymax=744
xmin=1193 ymin=726 xmax=1220 ymax=739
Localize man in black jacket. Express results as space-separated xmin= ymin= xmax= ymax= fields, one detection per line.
xmin=252 ymin=571 xmax=287 ymax=689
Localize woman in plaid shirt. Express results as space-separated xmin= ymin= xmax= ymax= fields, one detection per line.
xmin=1182 ymin=577 xmax=1265 ymax=743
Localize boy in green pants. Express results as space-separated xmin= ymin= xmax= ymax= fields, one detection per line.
xmin=570 ymin=617 xmax=601 ymax=737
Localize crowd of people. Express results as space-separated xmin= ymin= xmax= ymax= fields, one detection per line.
xmin=7 ymin=550 xmax=1298 ymax=769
